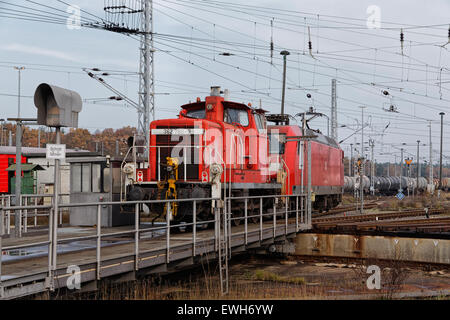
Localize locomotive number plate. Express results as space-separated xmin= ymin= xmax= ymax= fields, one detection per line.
xmin=151 ymin=128 xmax=204 ymax=135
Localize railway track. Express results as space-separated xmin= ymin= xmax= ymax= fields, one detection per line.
xmin=313 ymin=201 xmax=378 ymax=218
xmin=313 ymin=208 xmax=446 ymax=224
xmin=312 ymin=207 xmax=450 ymax=235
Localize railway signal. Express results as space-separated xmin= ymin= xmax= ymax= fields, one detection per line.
xmin=34 ymin=83 xmax=82 ymax=289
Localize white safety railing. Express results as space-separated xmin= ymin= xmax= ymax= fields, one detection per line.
xmin=0 ymin=193 xmax=70 ymax=236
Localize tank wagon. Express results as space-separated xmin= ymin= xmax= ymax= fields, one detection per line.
xmin=344 ymin=175 xmax=430 ymax=195
xmin=121 ymin=86 xmax=344 ymax=223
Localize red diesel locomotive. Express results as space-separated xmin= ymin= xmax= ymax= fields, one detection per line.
xmin=124 ymin=87 xmax=344 ymax=223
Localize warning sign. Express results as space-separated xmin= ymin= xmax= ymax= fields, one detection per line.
xmin=137 ymin=171 xmax=143 ymax=182
xmin=201 ymin=171 xmax=208 ymax=183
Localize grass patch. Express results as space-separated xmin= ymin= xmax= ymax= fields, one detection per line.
xmin=253 ymin=270 xmax=305 ymax=285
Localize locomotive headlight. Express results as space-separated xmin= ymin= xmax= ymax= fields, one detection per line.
xmin=206 ymin=103 xmax=214 ymax=111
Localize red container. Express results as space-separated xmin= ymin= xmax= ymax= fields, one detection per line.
xmin=0 ymin=154 xmax=27 ymax=193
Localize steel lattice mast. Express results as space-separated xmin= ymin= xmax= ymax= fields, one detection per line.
xmin=139 ymin=0 xmax=155 ymax=150
xmin=100 ymin=0 xmax=154 ymax=150
xmin=331 ymin=79 xmax=337 ymax=141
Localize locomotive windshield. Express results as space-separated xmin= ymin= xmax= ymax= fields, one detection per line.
xmin=185 ymin=108 xmax=205 ymax=119
xmin=224 ymin=108 xmax=249 ymax=126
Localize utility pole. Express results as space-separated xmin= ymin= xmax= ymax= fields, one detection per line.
xmin=359 ymin=106 xmax=365 ymax=214
xmin=53 ymin=126 xmax=61 ymax=271
xmin=280 ymin=50 xmax=290 ymax=116
xmin=350 ymin=143 xmax=353 ymax=176
xmin=8 ymin=118 xmax=37 ymax=238
xmin=369 ymin=139 xmax=375 ymax=195
xmin=439 ymin=112 xmax=445 ymax=192
xmin=417 ymin=140 xmax=420 ymax=196
xmin=38 ymin=127 xmax=41 ymax=148
xmin=400 ymin=147 xmax=404 ymax=191
xmin=331 ymin=79 xmax=338 ymax=141
xmin=429 ymin=121 xmax=433 ymax=191
xmin=14 ymin=121 xmax=22 ymax=237
xmin=406 ymin=158 xmax=411 ymax=197
xmin=387 ymin=157 xmax=390 ymax=177
xmin=14 ymin=67 xmax=25 ymax=118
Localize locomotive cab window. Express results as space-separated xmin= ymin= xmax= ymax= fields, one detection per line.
xmin=269 ymin=133 xmax=286 ymax=154
xmin=254 ymin=113 xmax=266 ymax=132
xmin=224 ymin=108 xmax=249 ymax=126
xmin=186 ymin=108 xmax=205 ymax=119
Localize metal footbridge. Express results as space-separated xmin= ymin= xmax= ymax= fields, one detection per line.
xmin=0 ymin=194 xmax=310 ymax=299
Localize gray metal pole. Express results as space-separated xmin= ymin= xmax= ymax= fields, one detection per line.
xmin=307 ymin=140 xmax=312 ymax=225
xmin=8 ymin=130 xmax=12 ymax=146
xmin=369 ymin=139 xmax=374 ymax=195
xmin=14 ymin=121 xmax=22 ymax=237
xmin=429 ymin=121 xmax=433 ymax=187
xmin=439 ymin=112 xmax=445 ymax=191
xmin=400 ymin=148 xmax=404 ymax=191
xmin=14 ymin=67 xmax=24 ymax=118
xmin=360 ymin=106 xmax=365 ymax=214
xmin=350 ymin=143 xmax=353 ymax=176
xmin=18 ymin=69 xmax=21 ymax=118
xmin=280 ymin=50 xmax=290 ymax=116
xmin=417 ymin=140 xmax=420 ymax=195
xmin=388 ymin=157 xmax=390 ymax=177
xmin=52 ymin=127 xmax=61 ymax=276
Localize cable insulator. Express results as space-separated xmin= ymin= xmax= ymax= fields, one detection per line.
xmin=400 ymin=29 xmax=404 ymax=55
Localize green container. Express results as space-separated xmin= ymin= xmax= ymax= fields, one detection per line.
xmin=10 ymin=171 xmax=36 ymax=195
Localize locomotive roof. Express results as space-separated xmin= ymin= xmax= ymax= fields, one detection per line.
xmin=267 ymin=126 xmax=340 ymax=149
xmin=180 ymin=100 xmax=259 ymax=111
xmin=304 ymin=128 xmax=340 ymax=149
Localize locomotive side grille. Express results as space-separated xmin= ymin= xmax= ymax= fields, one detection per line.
xmin=154 ymin=126 xmax=200 ymax=180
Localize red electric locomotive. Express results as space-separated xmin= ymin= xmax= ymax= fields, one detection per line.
xmin=123 ymin=86 xmax=343 ymax=223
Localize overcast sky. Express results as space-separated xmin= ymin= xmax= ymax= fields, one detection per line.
xmin=0 ymin=0 xmax=449 ymax=164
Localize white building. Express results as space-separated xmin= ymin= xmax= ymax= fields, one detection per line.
xmin=0 ymin=146 xmax=99 ymax=203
